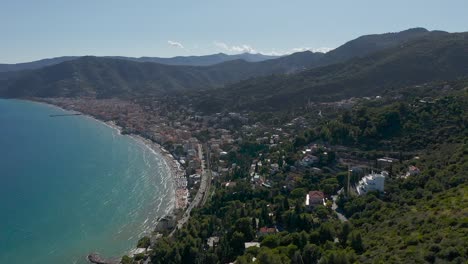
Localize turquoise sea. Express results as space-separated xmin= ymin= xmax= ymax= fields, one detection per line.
xmin=0 ymin=99 xmax=175 ymax=263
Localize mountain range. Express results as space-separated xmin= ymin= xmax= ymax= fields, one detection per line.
xmin=2 ymin=27 xmax=466 ymax=111
xmin=0 ymin=53 xmax=279 ymax=73
xmin=197 ymin=30 xmax=468 ymax=112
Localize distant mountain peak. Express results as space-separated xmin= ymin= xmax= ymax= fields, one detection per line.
xmin=401 ymin=27 xmax=429 ymax=33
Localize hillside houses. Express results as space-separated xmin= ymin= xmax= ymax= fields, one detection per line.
xmin=356 ymin=171 xmax=388 ymax=195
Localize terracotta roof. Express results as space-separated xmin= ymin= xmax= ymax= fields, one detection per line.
xmin=259 ymin=227 xmax=277 ymax=234
xmin=308 ymin=191 xmax=324 ymax=199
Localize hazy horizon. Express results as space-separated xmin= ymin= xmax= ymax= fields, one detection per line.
xmin=1 ymin=26 xmax=462 ymax=65
xmin=1 ymin=0 xmax=467 ymax=63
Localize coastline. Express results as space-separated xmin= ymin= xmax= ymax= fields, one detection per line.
xmin=19 ymin=98 xmax=185 ymax=258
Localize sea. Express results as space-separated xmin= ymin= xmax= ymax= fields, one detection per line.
xmin=0 ymin=99 xmax=175 ymax=264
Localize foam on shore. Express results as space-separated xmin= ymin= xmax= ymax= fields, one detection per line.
xmin=25 ymin=99 xmax=182 ymax=257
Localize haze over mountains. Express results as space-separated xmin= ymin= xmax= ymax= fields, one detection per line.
xmin=0 ymin=53 xmax=279 ymax=73
xmin=2 ymin=27 xmax=467 ymax=111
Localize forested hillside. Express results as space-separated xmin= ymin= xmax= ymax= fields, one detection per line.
xmin=0 ymin=28 xmax=446 ymax=100
xmin=195 ymin=32 xmax=468 ymax=112
xmin=139 ymin=84 xmax=467 ymax=264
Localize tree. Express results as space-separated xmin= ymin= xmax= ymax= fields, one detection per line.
xmin=235 ymin=218 xmax=255 ymax=241
xmin=302 ymin=243 xmax=321 ymax=264
xmin=318 ymin=223 xmax=335 ymax=243
xmin=121 ymin=255 xmax=133 ymax=264
xmin=339 ymin=222 xmax=352 ymax=246
xmin=252 ymin=217 xmax=257 ymax=230
xmin=293 ymin=136 xmax=307 ymax=150
xmin=349 ymin=230 xmax=364 ymax=253
xmin=257 ymin=248 xmax=284 ymax=264
xmin=137 ymin=236 xmax=151 ymax=248
xmin=320 ymin=251 xmax=350 ymax=264
xmin=291 ymin=188 xmax=307 ymax=200
xmin=314 ymin=205 xmax=329 ymax=219
xmin=283 ymin=196 xmax=290 ymax=210
xmin=230 ymin=231 xmax=246 ymax=256
xmin=292 ymin=251 xmax=304 ymax=264
xmin=261 ymin=235 xmax=280 ymax=248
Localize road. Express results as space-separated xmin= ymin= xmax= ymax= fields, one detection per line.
xmin=201 ymin=143 xmax=212 ymax=207
xmin=331 ymin=188 xmax=348 ymax=222
xmin=170 ymin=143 xmax=211 ymax=236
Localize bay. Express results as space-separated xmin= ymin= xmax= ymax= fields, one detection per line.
xmin=0 ymin=99 xmax=174 ymax=264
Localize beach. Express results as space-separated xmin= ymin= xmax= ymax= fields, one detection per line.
xmin=30 ymin=98 xmax=185 ymax=213
xmin=24 ymin=99 xmax=188 ymax=257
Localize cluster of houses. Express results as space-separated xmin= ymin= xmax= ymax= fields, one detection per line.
xmin=206 ymin=226 xmax=279 ymax=250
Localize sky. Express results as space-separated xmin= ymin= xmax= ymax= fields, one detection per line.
xmin=1 ymin=0 xmax=467 ymax=63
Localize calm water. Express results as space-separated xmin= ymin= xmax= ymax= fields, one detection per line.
xmin=0 ymin=99 xmax=175 ymax=264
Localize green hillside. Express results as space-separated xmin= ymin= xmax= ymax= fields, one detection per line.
xmin=0 ymin=28 xmax=444 ymax=100
xmin=197 ymin=32 xmax=468 ymax=112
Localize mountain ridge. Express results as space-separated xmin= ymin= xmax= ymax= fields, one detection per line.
xmin=195 ymin=31 xmax=468 ymax=112
xmin=1 ymin=27 xmax=458 ymax=103
xmin=0 ymin=53 xmax=280 ymax=73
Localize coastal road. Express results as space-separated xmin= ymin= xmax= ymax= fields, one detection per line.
xmin=170 ymin=143 xmax=210 ymax=236
xmin=201 ymin=143 xmax=212 ymax=207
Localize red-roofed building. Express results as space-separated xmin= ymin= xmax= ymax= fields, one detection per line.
xmin=305 ymin=191 xmax=325 ymax=209
xmin=257 ymin=227 xmax=278 ymax=237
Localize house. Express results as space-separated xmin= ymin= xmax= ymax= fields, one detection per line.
xmin=377 ymin=157 xmax=397 ymax=168
xmin=224 ymin=181 xmax=237 ymax=188
xmin=406 ymin=165 xmax=420 ymax=177
xmin=356 ymin=171 xmax=388 ymax=195
xmin=188 ymin=174 xmax=201 ymax=185
xmin=311 ymin=167 xmax=322 ymax=173
xmin=244 ymin=242 xmax=260 ymax=249
xmin=305 ymin=191 xmax=325 ymax=209
xmin=285 ymin=174 xmax=300 ymax=190
xmin=251 ymin=173 xmax=263 ymax=184
xmin=257 ymin=227 xmax=277 ymax=237
xmin=207 ymin=236 xmax=220 ymax=248
xmin=187 ymin=149 xmax=197 ymax=158
xmin=270 ymin=163 xmax=279 ymax=173
xmin=299 ymin=155 xmax=319 ymax=167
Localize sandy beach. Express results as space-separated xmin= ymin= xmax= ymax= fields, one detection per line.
xmin=26 ymin=98 xmax=187 ymax=217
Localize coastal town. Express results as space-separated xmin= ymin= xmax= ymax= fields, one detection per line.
xmin=32 ymin=93 xmax=434 ymax=263
xmin=2 ymin=2 xmax=468 ymax=262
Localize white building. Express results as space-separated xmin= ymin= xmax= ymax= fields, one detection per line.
xmin=244 ymin=242 xmax=260 ymax=249
xmin=356 ymin=171 xmax=388 ymax=195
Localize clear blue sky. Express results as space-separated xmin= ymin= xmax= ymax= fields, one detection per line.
xmin=1 ymin=0 xmax=467 ymax=63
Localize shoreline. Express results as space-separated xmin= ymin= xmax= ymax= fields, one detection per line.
xmin=19 ymin=98 xmax=186 ymax=259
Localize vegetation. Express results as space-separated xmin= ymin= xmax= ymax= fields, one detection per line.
xmin=145 ymin=85 xmax=467 ymax=263
xmin=2 ymin=27 xmax=466 ymax=263
xmin=0 ymin=28 xmax=445 ymax=102
xmin=194 ymin=31 xmax=468 ymax=112
xmin=301 ymin=92 xmax=467 ymax=150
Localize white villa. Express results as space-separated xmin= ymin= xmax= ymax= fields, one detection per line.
xmin=356 ymin=171 xmax=388 ymax=195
